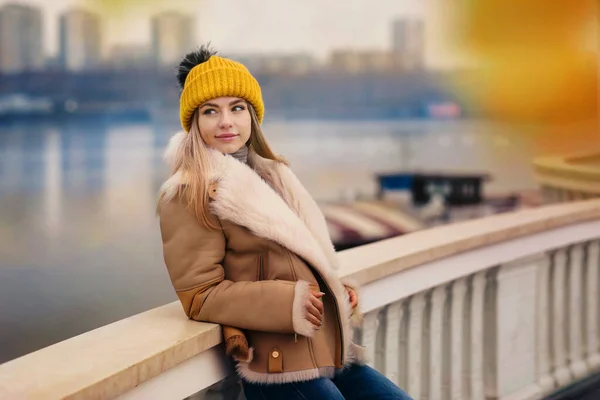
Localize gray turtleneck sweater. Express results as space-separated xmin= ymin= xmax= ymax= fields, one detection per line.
xmin=231 ymin=146 xmax=249 ymax=164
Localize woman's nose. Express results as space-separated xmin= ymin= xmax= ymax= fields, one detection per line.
xmin=219 ymin=112 xmax=233 ymax=129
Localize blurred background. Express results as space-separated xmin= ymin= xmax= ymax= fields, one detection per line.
xmin=0 ymin=0 xmax=598 ymax=364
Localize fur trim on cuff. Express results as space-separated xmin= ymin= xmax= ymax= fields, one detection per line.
xmin=225 ymin=334 xmax=254 ymax=363
xmin=292 ymin=280 xmax=316 ymax=338
xmin=341 ymin=280 xmax=363 ymax=328
xmin=235 ymin=347 xmax=254 ymax=363
xmin=340 ymin=277 xmax=359 ymax=291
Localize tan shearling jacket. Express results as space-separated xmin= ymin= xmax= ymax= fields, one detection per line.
xmin=158 ymin=132 xmax=366 ymax=384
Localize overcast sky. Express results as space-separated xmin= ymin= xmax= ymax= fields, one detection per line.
xmin=0 ymin=0 xmax=502 ymax=69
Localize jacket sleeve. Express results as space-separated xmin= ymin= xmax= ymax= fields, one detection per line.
xmin=159 ymin=196 xmax=315 ymax=337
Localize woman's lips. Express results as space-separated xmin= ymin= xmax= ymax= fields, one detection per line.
xmin=216 ymin=133 xmax=238 ymax=141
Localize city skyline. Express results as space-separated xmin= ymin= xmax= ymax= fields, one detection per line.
xmin=0 ymin=0 xmax=474 ymax=69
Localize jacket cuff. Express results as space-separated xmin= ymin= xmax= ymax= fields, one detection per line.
xmin=341 ymin=279 xmax=363 ymax=328
xmin=341 ymin=277 xmax=359 ymax=292
xmin=292 ymin=280 xmax=316 ymax=338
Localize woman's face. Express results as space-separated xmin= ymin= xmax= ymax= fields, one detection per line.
xmin=197 ymin=96 xmax=252 ymax=154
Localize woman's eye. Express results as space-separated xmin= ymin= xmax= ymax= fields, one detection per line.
xmin=203 ymin=109 xmax=216 ymax=115
xmin=232 ymin=105 xmax=245 ymax=112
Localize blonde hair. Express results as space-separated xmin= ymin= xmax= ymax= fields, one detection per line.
xmin=158 ymin=103 xmax=287 ymax=229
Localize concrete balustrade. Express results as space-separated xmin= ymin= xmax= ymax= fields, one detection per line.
xmin=1 ymin=200 xmax=600 ymax=400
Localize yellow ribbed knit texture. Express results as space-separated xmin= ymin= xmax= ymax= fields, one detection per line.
xmin=179 ymin=55 xmax=264 ymax=132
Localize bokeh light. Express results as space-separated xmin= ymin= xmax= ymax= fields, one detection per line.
xmin=448 ymin=0 xmax=598 ymax=123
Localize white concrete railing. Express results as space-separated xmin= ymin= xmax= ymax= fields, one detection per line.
xmin=357 ymin=236 xmax=600 ymax=400
xmin=1 ymin=200 xmax=600 ymax=400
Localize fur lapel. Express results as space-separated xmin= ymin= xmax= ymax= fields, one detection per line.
xmin=248 ymin=151 xmax=340 ymax=271
xmin=212 ymin=151 xmax=336 ymax=279
xmin=160 ymin=131 xmax=339 ymax=279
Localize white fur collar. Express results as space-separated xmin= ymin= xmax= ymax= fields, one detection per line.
xmin=160 ymin=131 xmax=340 ymax=275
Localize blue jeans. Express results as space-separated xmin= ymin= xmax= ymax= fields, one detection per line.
xmin=242 ymin=364 xmax=413 ymax=400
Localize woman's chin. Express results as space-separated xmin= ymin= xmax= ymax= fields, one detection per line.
xmin=213 ymin=143 xmax=243 ymax=154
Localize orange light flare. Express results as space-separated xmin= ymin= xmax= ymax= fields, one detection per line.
xmin=445 ymin=0 xmax=598 ymax=127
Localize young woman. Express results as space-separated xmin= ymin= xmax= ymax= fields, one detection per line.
xmin=158 ymin=45 xmax=412 ymax=400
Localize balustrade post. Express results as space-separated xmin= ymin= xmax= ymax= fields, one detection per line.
xmin=407 ymin=293 xmax=427 ymax=399
xmin=492 ymin=256 xmax=541 ymax=399
xmin=586 ymin=241 xmax=600 ymax=370
xmin=568 ymin=244 xmax=589 ymax=379
xmin=552 ymin=249 xmax=572 ymax=386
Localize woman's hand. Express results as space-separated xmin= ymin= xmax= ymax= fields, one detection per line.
xmin=346 ymin=287 xmax=358 ymax=309
xmin=305 ymin=290 xmax=325 ymax=328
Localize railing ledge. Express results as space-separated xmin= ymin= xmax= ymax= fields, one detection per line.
xmin=339 ymin=199 xmax=600 ymax=286
xmin=0 ymin=303 xmax=222 ymax=400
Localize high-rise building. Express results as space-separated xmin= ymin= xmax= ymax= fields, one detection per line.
xmin=59 ymin=8 xmax=102 ymax=72
xmin=0 ymin=4 xmax=44 ymax=74
xmin=391 ymin=19 xmax=425 ymax=69
xmin=151 ymin=11 xmax=195 ymax=69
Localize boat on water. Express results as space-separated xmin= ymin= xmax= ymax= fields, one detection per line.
xmin=322 ymin=170 xmax=542 ymax=250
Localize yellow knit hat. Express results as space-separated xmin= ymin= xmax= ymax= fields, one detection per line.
xmin=179 ymin=55 xmax=264 ymax=132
